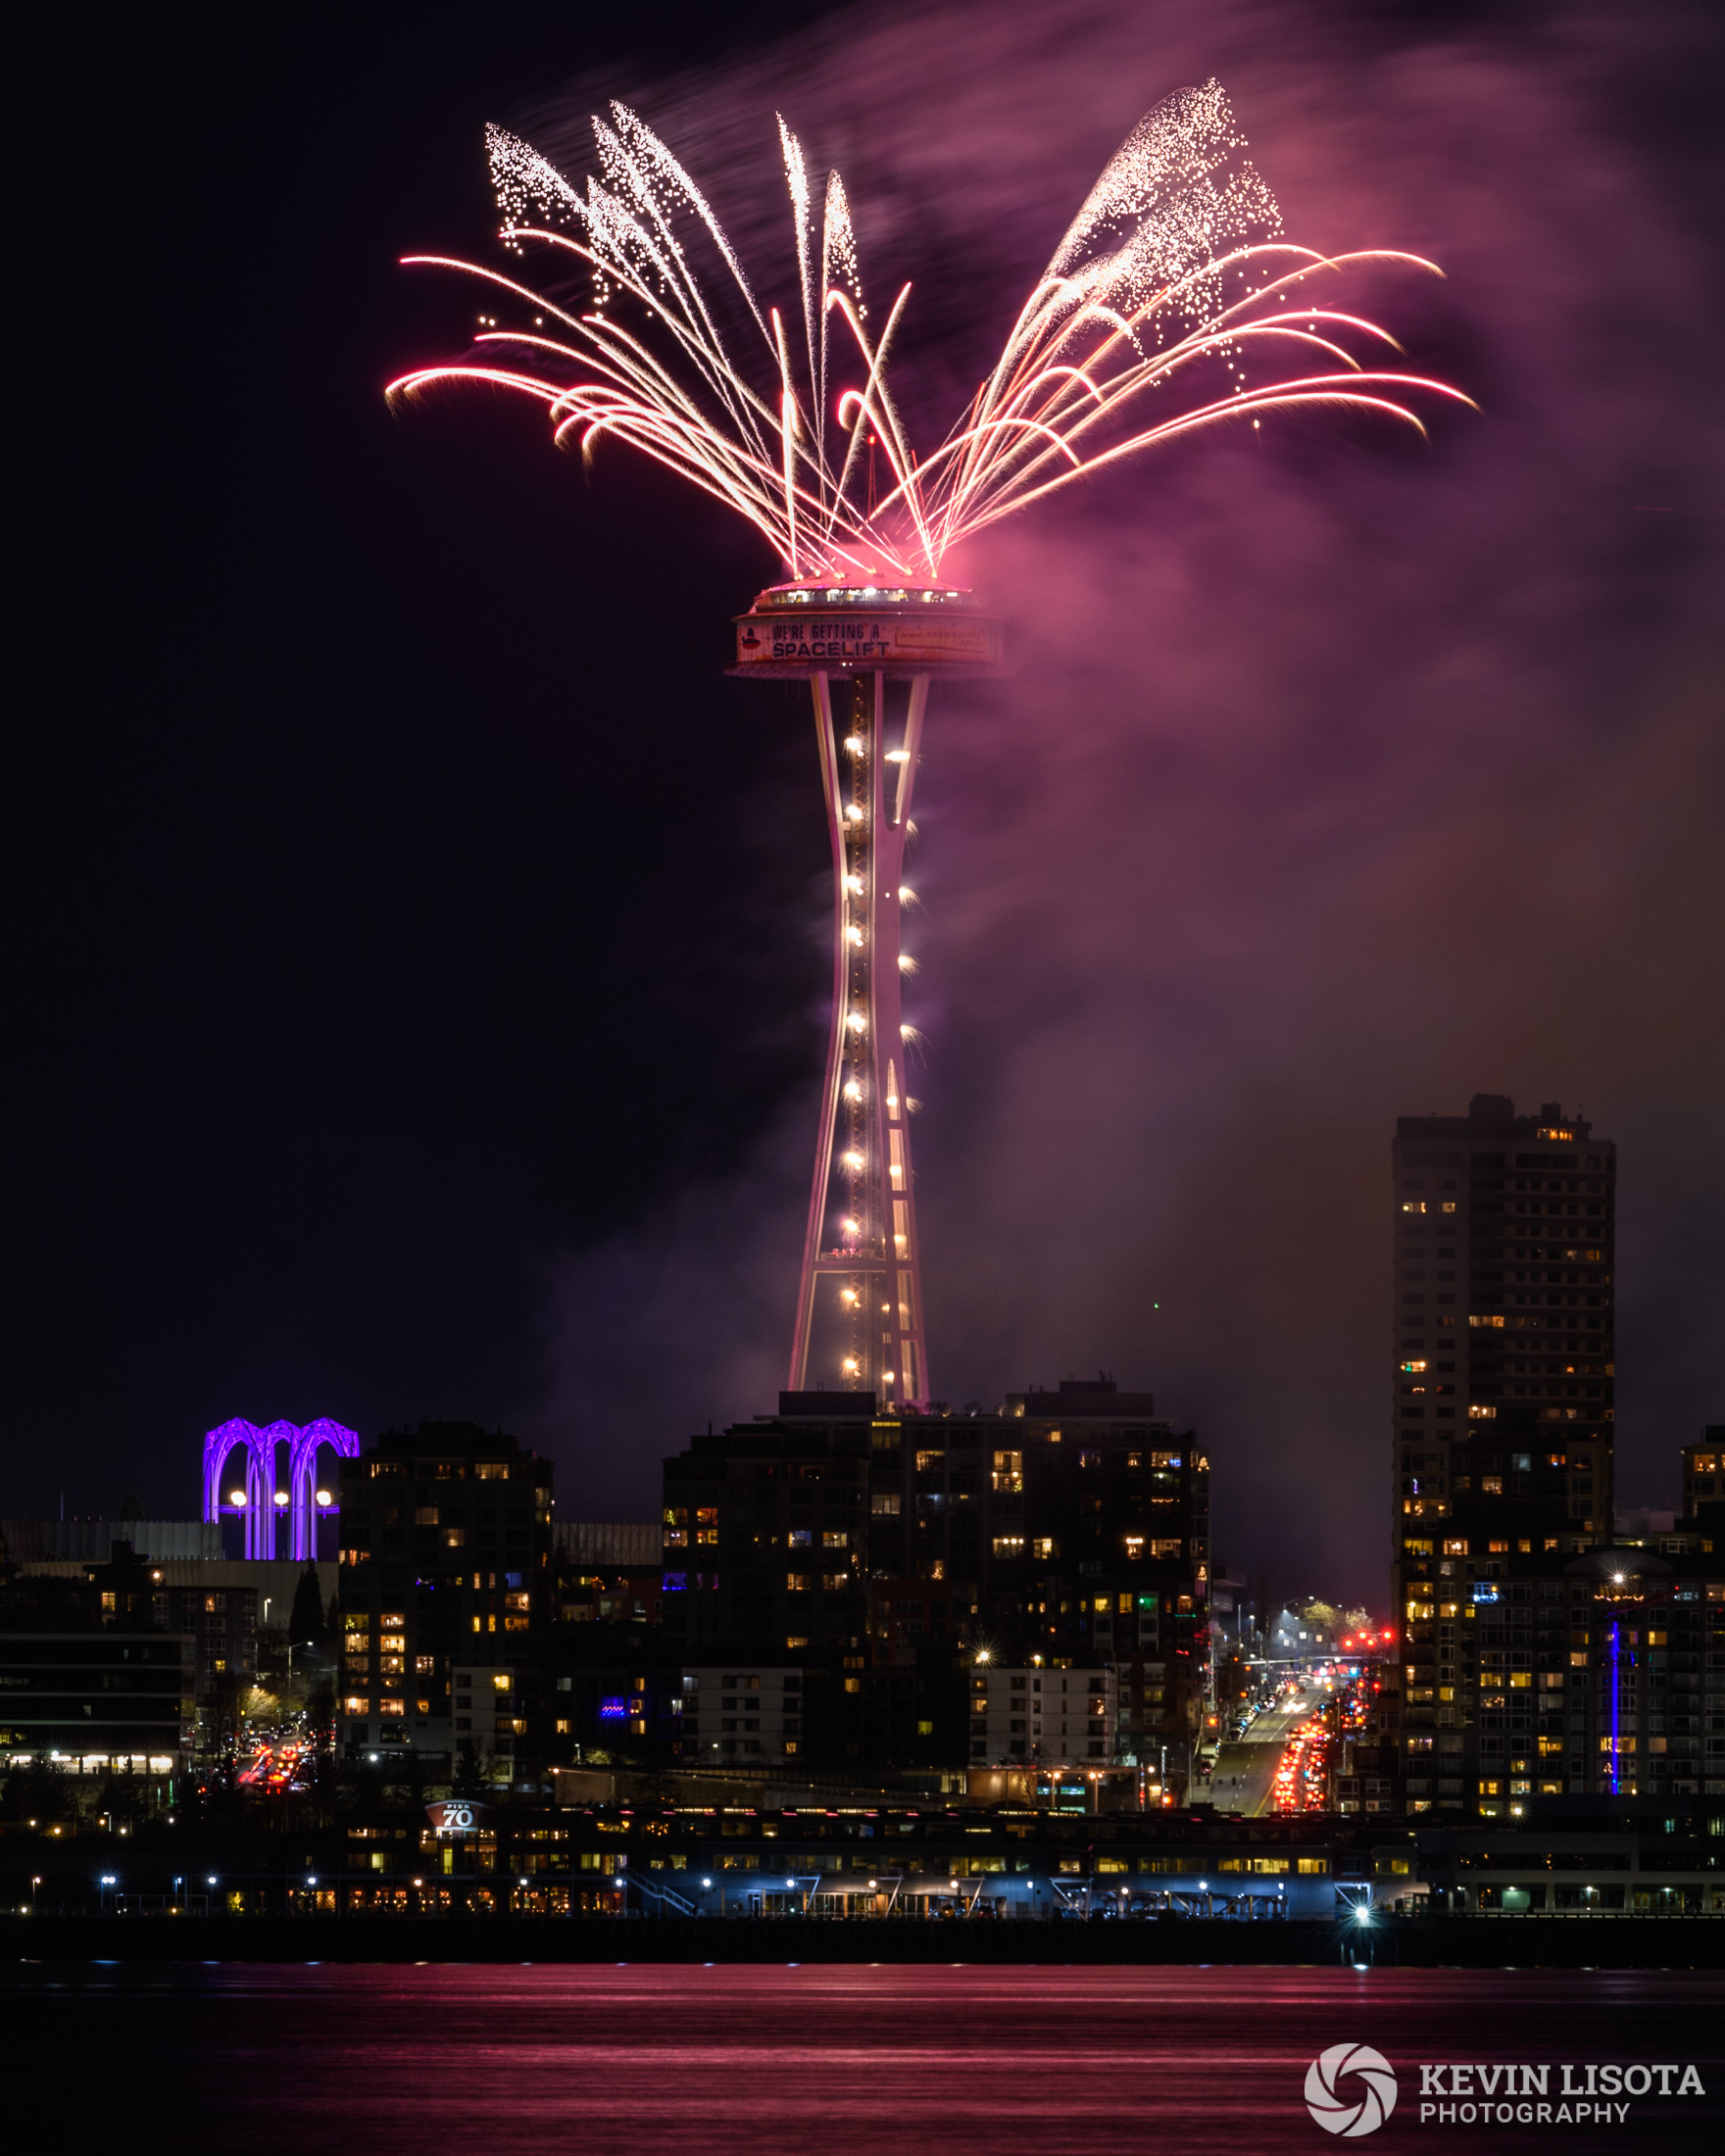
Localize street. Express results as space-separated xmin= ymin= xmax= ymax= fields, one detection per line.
xmin=1208 ymin=1682 xmax=1322 ymax=1816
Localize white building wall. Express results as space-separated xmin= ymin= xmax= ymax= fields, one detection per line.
xmin=679 ymin=1666 xmax=805 ymax=1765
xmin=970 ymin=1666 xmax=1116 ymax=1764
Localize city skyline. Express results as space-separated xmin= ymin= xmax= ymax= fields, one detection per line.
xmin=12 ymin=0 xmax=1722 ymax=1617
xmin=4 ymin=3 xmax=1721 ymax=2122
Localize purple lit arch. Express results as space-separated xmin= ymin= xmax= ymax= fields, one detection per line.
xmin=203 ymin=1416 xmax=359 ymax=1560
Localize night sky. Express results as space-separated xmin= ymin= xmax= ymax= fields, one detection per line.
xmin=14 ymin=0 xmax=1721 ymax=1611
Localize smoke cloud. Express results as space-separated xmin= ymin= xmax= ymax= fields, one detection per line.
xmin=526 ymin=0 xmax=1725 ymax=1608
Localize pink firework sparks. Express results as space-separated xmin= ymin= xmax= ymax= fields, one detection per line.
xmin=387 ymin=80 xmax=1471 ymax=580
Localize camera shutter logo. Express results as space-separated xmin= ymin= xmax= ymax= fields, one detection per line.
xmin=1304 ymin=2044 xmax=1399 ymax=2136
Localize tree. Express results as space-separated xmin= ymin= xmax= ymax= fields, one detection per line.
xmin=2 ymin=1757 xmax=73 ymax=1827
xmin=288 ymin=1564 xmax=325 ymax=1647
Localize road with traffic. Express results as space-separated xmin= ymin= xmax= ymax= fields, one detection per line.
xmin=1208 ymin=1682 xmax=1323 ymax=1817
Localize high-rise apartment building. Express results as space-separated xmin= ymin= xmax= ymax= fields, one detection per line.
xmin=1391 ymin=1095 xmax=1617 ymax=1814
xmin=659 ymin=1379 xmax=1210 ymax=1778
xmin=336 ymin=1421 xmax=554 ymax=1774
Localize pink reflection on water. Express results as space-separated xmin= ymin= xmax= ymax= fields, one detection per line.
xmin=148 ymin=1964 xmax=1724 ymax=2156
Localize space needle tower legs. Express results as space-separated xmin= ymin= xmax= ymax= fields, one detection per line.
xmin=729 ymin=576 xmax=1002 ymax=1410
xmin=790 ymin=667 xmax=931 ymax=1408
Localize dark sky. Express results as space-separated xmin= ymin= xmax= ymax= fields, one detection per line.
xmin=13 ymin=0 xmax=1722 ymax=1612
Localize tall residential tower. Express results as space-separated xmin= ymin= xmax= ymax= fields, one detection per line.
xmin=1391 ymin=1095 xmax=1616 ymax=1812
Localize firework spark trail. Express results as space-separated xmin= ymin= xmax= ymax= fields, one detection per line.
xmin=389 ymin=79 xmax=1470 ymax=578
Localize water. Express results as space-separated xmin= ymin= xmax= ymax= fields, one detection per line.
xmin=6 ymin=1963 xmax=1721 ymax=2153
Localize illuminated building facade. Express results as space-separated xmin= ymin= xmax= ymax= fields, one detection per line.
xmin=0 ymin=1542 xmax=193 ymax=1772
xmin=969 ymin=1664 xmax=1117 ymax=1767
xmin=1682 ymin=1431 xmax=1725 ymax=1529
xmin=660 ymin=1379 xmax=1209 ymax=1777
xmin=336 ymin=1422 xmax=553 ymax=1772
xmin=450 ymin=1662 xmax=546 ymax=1782
xmin=550 ymin=1519 xmax=665 ymax=1628
xmin=1564 ymin=1543 xmax=1724 ymax=1799
xmin=661 ymin=1398 xmax=875 ymax=1668
xmin=1391 ymin=1097 xmax=1618 ymax=1815
xmin=981 ymin=1381 xmax=1208 ymax=1775
xmin=677 ymin=1667 xmax=807 ymax=1767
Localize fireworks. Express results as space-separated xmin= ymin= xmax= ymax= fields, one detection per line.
xmin=387 ymin=80 xmax=1469 ymax=579
xmin=389 ymin=80 xmax=1470 ymax=1406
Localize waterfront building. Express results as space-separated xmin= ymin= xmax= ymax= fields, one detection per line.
xmin=336 ymin=1422 xmax=553 ymax=1774
xmin=0 ymin=1540 xmax=192 ymax=1774
xmin=661 ymin=1400 xmax=873 ymax=1665
xmin=659 ymin=1379 xmax=1210 ymax=1779
xmin=967 ymin=1664 xmax=1117 ymax=1766
xmin=676 ymin=1666 xmax=807 ymax=1766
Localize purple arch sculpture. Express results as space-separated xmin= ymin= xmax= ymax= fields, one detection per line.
xmin=203 ymin=1416 xmax=359 ymax=1561
xmin=204 ymin=1419 xmax=272 ymax=1560
xmin=289 ymin=1417 xmax=360 ymax=1562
